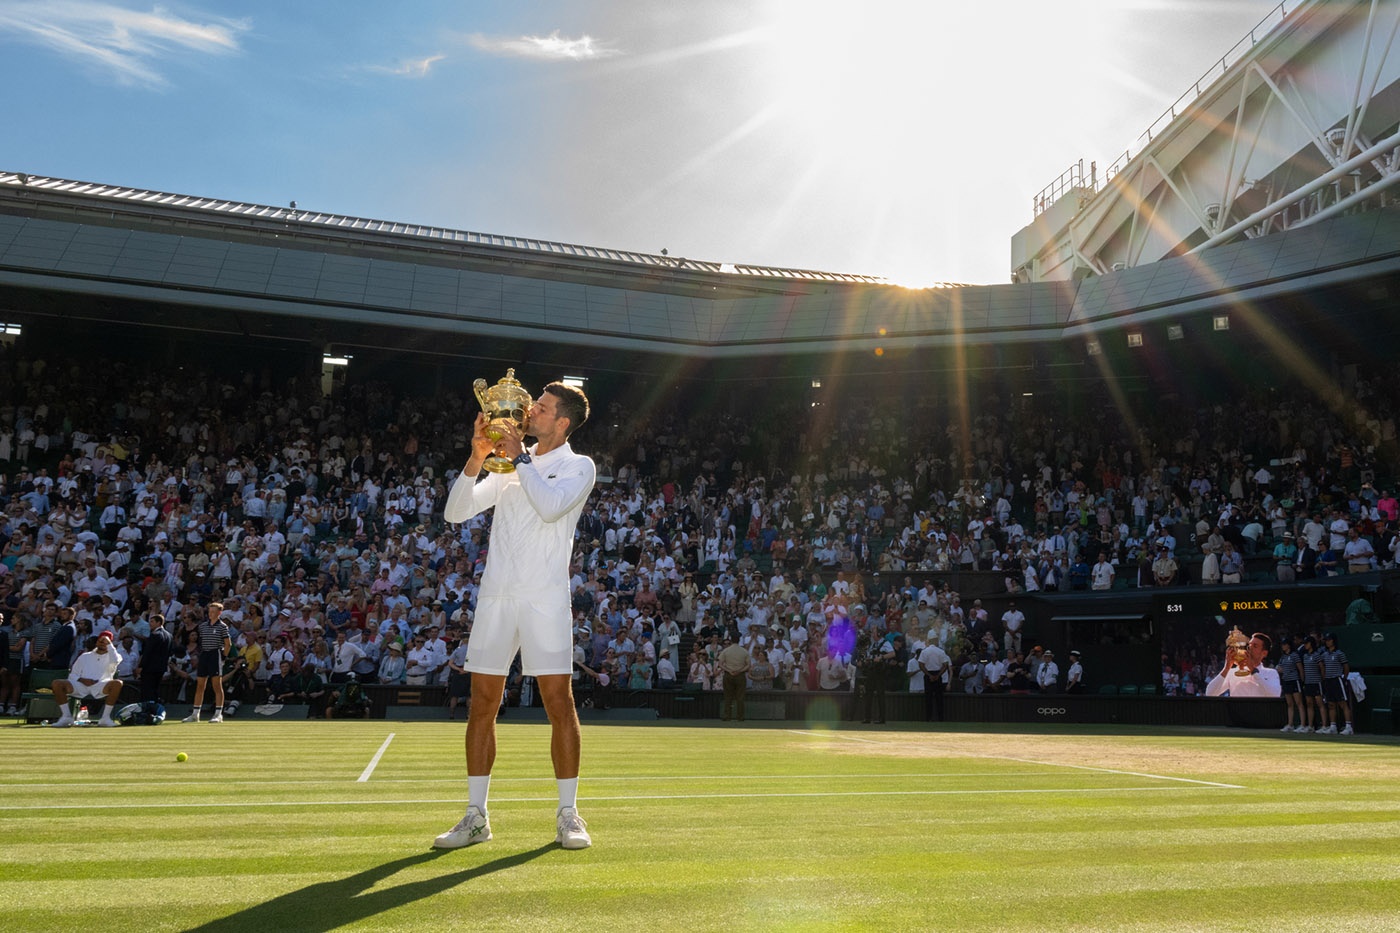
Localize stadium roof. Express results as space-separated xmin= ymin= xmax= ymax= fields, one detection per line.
xmin=1 ymin=169 xmax=1399 ymax=361
xmin=0 ymin=171 xmax=927 ymax=288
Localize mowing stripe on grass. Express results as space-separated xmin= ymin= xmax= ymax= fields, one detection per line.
xmin=357 ymin=732 xmax=396 ymax=782
xmin=0 ymin=770 xmax=1080 ymax=788
xmin=785 ymin=728 xmax=1247 ymax=789
xmin=0 ymin=784 xmax=1237 ymax=812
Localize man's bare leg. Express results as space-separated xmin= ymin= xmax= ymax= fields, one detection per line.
xmin=466 ymin=673 xmax=505 ymax=775
xmin=537 ymin=674 xmax=580 ymax=779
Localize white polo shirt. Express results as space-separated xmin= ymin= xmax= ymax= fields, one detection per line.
xmin=444 ymin=442 xmax=596 ymax=608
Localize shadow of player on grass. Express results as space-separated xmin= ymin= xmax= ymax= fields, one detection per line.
xmin=184 ymin=843 xmax=555 ymax=933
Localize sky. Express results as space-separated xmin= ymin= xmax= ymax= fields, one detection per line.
xmin=0 ymin=0 xmax=1287 ymax=286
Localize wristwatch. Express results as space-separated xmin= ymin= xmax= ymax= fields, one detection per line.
xmin=512 ymin=451 xmax=532 ymax=467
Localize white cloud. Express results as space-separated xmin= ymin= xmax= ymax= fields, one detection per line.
xmin=0 ymin=1 xmax=247 ymax=87
xmin=467 ymin=30 xmax=619 ymax=62
xmin=368 ymin=53 xmax=446 ymax=79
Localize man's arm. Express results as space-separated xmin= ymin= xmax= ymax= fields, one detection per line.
xmin=443 ymin=414 xmax=505 ymax=523
xmin=516 ymin=456 xmax=597 ymax=524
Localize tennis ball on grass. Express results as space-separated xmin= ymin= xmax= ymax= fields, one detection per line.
xmin=176 ymin=752 xmax=188 ymax=762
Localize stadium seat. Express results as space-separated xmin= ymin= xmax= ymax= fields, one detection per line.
xmin=1098 ymin=684 xmax=1118 ymax=695
xmin=1139 ymin=684 xmax=1158 ymax=696
xmin=1119 ymin=684 xmax=1139 ymax=696
xmin=23 ymin=668 xmax=69 ymax=724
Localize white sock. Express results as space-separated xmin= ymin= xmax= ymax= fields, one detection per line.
xmin=468 ymin=775 xmax=491 ymax=813
xmin=558 ymin=777 xmax=578 ymax=811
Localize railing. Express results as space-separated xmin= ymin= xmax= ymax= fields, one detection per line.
xmin=1032 ymin=160 xmax=1097 ymax=217
xmin=1032 ymin=0 xmax=1300 ymax=215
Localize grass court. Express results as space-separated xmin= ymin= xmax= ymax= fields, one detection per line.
xmin=2 ymin=717 xmax=1398 ymax=932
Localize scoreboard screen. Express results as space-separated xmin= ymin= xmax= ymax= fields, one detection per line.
xmin=1155 ymin=586 xmax=1353 ymax=673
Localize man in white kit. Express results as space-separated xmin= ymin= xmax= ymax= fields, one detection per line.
xmin=50 ymin=630 xmax=124 ymax=727
xmin=1205 ymin=631 xmax=1281 ymax=698
xmin=434 ymin=381 xmax=596 ymax=851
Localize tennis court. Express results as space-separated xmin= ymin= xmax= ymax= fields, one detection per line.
xmin=3 ymin=720 xmax=1397 ymax=932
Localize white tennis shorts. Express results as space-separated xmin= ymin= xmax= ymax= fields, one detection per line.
xmin=465 ymin=595 xmax=573 ymax=677
xmin=72 ymin=679 xmax=115 ymax=699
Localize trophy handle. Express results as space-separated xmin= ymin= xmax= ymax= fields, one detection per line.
xmin=472 ymin=378 xmax=489 ymax=411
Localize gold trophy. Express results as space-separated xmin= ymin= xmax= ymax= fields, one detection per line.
xmin=1225 ymin=626 xmax=1251 ymax=676
xmin=472 ymin=368 xmax=532 ymax=474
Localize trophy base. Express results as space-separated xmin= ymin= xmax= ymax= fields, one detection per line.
xmin=482 ymin=455 xmax=516 ymax=474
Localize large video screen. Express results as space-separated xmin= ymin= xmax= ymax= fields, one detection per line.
xmin=1154 ymin=588 xmax=1352 ymax=696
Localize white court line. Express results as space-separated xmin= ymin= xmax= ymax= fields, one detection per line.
xmin=784 ymin=729 xmax=889 ymax=745
xmin=357 ymin=733 xmax=395 ymax=783
xmin=0 ymin=785 xmax=1224 ymax=812
xmin=785 ymin=728 xmax=1246 ymax=790
xmin=988 ymin=755 xmax=1244 ymax=789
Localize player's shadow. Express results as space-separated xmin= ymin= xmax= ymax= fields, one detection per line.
xmin=183 ymin=844 xmax=555 ymax=933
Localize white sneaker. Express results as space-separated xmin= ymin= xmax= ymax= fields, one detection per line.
xmin=183 ymin=712 xmax=200 ymax=723
xmin=433 ymin=806 xmax=492 ymax=849
xmin=209 ymin=710 xmax=223 ymax=724
xmin=52 ymin=714 xmax=75 ymax=728
xmin=1340 ymin=724 xmax=1354 ymax=736
xmin=1280 ymin=724 xmax=1294 ymax=733
xmin=1297 ymin=725 xmax=1313 ymax=734
xmin=1320 ymin=724 xmax=1337 ymax=734
xmin=98 ymin=718 xmax=117 ymax=727
xmin=556 ymin=806 xmax=592 ymax=850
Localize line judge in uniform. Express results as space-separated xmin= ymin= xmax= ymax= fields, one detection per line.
xmin=434 ymin=381 xmax=596 ymax=851
xmin=1205 ymin=631 xmax=1282 ymax=698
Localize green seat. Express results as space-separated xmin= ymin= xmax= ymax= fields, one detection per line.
xmin=1138 ymin=684 xmax=1158 ymax=696
xmin=1119 ymin=684 xmax=1139 ymax=696
xmin=23 ymin=668 xmax=71 ymax=724
xmin=25 ymin=668 xmax=68 ymax=694
xmin=1097 ymin=684 xmax=1119 ymax=695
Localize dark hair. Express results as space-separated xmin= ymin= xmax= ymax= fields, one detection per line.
xmin=544 ymin=382 xmax=590 ymax=436
xmin=1251 ymin=632 xmax=1273 ymax=652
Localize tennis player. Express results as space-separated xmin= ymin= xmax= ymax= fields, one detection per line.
xmin=1205 ymin=631 xmax=1281 ymax=698
xmin=434 ymin=381 xmax=596 ymax=850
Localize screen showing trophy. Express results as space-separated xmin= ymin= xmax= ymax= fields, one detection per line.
xmin=472 ymin=368 xmax=532 ymax=473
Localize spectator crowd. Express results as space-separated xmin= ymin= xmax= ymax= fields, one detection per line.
xmin=1 ymin=344 xmax=1397 ymax=719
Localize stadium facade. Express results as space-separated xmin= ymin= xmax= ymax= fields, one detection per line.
xmin=0 ymin=0 xmax=1397 ymax=394
xmin=2 ymin=3 xmax=1400 ymax=397
xmin=3 ymin=0 xmax=1400 ymax=729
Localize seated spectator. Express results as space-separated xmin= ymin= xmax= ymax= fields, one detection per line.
xmin=49 ymin=631 xmax=123 ymax=727
xmin=377 ymin=642 xmax=406 ymax=685
xmin=326 ymin=677 xmax=370 ymax=719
